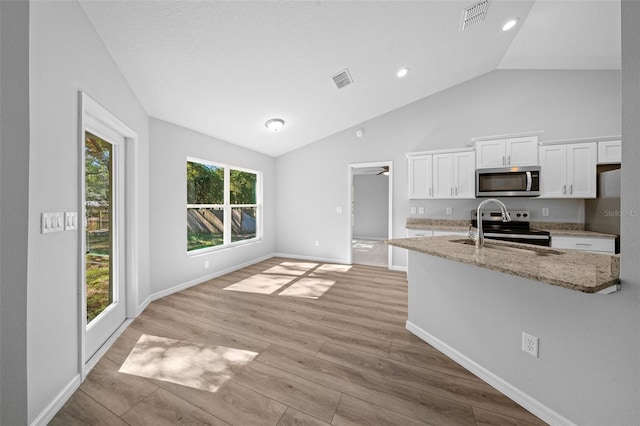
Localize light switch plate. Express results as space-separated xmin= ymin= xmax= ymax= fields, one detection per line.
xmin=42 ymin=212 xmax=64 ymax=234
xmin=410 ymin=207 xmax=417 ymax=215
xmin=65 ymin=212 xmax=78 ymax=231
xmin=418 ymin=207 xmax=425 ymax=214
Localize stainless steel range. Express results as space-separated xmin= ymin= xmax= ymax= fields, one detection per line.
xmin=471 ymin=210 xmax=551 ymax=246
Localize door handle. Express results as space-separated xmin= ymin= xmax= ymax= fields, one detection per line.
xmin=525 ymin=172 xmax=532 ymax=192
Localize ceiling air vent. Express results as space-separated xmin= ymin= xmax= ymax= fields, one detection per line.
xmin=331 ymin=68 xmax=354 ymax=90
xmin=461 ymin=0 xmax=489 ymax=31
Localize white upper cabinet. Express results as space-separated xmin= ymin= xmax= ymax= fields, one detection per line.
xmin=453 ymin=150 xmax=476 ymax=198
xmin=407 ymin=154 xmax=433 ymax=199
xmin=433 ymin=150 xmax=475 ymax=199
xmin=597 ymin=140 xmax=621 ymax=164
xmin=407 ymin=149 xmax=475 ymax=200
xmin=539 ymin=142 xmax=597 ymax=198
xmin=476 ymin=136 xmax=538 ymax=169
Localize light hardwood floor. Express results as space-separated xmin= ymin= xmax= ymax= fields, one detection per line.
xmin=51 ymin=257 xmax=547 ymax=426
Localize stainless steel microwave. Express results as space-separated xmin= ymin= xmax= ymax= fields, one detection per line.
xmin=476 ymin=166 xmax=541 ymax=197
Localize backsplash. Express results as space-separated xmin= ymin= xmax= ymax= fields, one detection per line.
xmin=408 ymin=198 xmax=585 ymax=224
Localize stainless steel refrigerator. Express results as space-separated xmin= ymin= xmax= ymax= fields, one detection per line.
xmin=585 ymin=168 xmax=620 ymax=252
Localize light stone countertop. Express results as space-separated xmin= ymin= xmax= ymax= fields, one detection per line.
xmin=387 ymin=235 xmax=620 ymax=294
xmin=405 ymin=218 xmax=617 ymax=239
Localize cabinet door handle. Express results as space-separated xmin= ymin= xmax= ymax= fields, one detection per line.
xmin=429 ymin=187 xmax=432 ymax=197
xmin=569 ymin=184 xmax=573 ymax=194
xmin=502 ymin=155 xmax=505 ymax=166
xmin=576 ymin=243 xmax=592 ymax=246
xmin=562 ymin=185 xmax=566 ymax=195
xmin=450 ymin=187 xmax=453 ymax=196
xmin=455 ymin=187 xmax=458 ymax=196
xmin=507 ymin=155 xmax=511 ymax=165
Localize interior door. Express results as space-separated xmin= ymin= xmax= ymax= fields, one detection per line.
xmin=84 ymin=129 xmax=126 ymax=361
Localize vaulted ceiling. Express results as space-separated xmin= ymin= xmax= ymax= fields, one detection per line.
xmin=79 ymin=0 xmax=621 ymax=157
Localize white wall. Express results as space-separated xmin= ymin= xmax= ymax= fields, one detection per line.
xmin=275 ymin=70 xmax=621 ymax=268
xmin=148 ymin=118 xmax=276 ymax=296
xmin=0 ymin=1 xmax=30 ymax=423
xmin=407 ymin=251 xmax=638 ymax=425
xmin=27 ymin=1 xmax=150 ymax=422
xmin=353 ymin=174 xmax=389 ymax=239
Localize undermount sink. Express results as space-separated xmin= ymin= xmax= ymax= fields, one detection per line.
xmin=451 ymin=239 xmax=565 ymax=256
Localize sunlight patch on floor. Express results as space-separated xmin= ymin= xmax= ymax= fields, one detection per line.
xmin=119 ymin=334 xmax=257 ymax=393
xmin=278 ymin=277 xmax=336 ymax=299
xmin=263 ymin=261 xmax=318 ymax=276
xmin=223 ymin=274 xmax=294 ymax=294
xmin=221 ymin=261 xmax=351 ymax=298
xmin=315 ymin=264 xmax=352 ymax=273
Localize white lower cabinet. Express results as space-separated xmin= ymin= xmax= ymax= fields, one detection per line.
xmin=407 ymin=229 xmax=433 ymax=237
xmin=551 ymin=235 xmax=615 ymax=254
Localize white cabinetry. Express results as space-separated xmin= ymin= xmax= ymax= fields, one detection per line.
xmin=407 ymin=149 xmax=475 ymax=200
xmin=597 ymin=140 xmax=621 ymax=164
xmin=407 ymin=229 xmax=432 ymax=237
xmin=539 ymin=142 xmax=597 ymax=198
xmin=433 ymin=150 xmax=475 ymax=199
xmin=407 ymin=154 xmax=433 ymax=199
xmin=551 ymin=235 xmax=615 ymax=254
xmin=475 ymin=136 xmax=538 ymax=169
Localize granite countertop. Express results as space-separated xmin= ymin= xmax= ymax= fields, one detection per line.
xmin=387 ymin=235 xmax=620 ymax=293
xmin=406 ymin=218 xmax=617 ymax=239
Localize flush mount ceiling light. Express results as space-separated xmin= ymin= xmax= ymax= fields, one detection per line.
xmin=502 ymin=18 xmax=519 ymax=32
xmin=265 ymin=118 xmax=285 ymax=132
xmin=397 ymin=68 xmax=409 ymax=78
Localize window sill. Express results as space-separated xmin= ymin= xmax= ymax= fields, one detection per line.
xmin=187 ymin=238 xmax=263 ymax=257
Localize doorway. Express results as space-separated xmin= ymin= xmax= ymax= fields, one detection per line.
xmin=347 ymin=161 xmax=393 ymax=268
xmin=80 ymin=92 xmax=139 ymax=376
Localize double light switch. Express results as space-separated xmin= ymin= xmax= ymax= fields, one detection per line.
xmin=42 ymin=211 xmax=78 ymax=234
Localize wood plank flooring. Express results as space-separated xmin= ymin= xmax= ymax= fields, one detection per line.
xmin=50 ymin=257 xmax=547 ymax=426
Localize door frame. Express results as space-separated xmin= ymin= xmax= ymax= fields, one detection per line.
xmin=79 ymin=92 xmax=139 ymax=378
xmin=347 ymin=161 xmax=393 ymax=268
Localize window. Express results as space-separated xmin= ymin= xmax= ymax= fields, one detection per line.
xmin=187 ymin=158 xmax=261 ymax=252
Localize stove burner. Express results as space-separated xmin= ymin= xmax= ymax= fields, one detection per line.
xmin=470 ymin=210 xmax=551 ymax=246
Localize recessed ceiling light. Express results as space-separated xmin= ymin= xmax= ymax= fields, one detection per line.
xmin=265 ymin=118 xmax=285 ymax=132
xmin=397 ymin=68 xmax=409 ymax=78
xmin=502 ymin=18 xmax=519 ymax=32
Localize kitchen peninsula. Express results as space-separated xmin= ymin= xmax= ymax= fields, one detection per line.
xmin=387 ymin=234 xmax=622 ymax=424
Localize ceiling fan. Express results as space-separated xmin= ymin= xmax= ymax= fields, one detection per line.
xmin=376 ymin=166 xmax=390 ymax=176
xmin=361 ymin=166 xmax=389 ymax=175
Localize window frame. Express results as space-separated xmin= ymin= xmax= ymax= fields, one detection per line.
xmin=186 ymin=156 xmax=262 ymax=254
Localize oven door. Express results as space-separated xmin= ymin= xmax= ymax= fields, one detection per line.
xmin=476 ymin=166 xmax=540 ymax=197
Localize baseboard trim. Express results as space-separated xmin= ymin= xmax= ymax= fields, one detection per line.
xmin=137 ymin=295 xmax=152 ymax=316
xmin=406 ymin=321 xmax=576 ymax=426
xmin=148 ymin=254 xmax=275 ymax=303
xmin=272 ymin=252 xmax=349 ymax=265
xmin=30 ymin=374 xmax=81 ymax=426
xmin=389 ymin=264 xmax=407 ymax=272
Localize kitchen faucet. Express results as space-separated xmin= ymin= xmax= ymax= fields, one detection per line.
xmin=468 ymin=198 xmax=512 ymax=249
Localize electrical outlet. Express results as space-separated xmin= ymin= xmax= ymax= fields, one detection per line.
xmin=204 ymin=261 xmax=210 ymax=269
xmin=410 ymin=207 xmax=417 ymax=215
xmin=418 ymin=207 xmax=425 ymax=214
xmin=542 ymin=208 xmax=549 ymax=217
xmin=522 ymin=332 xmax=539 ymax=358
xmin=314 ymin=240 xmax=320 ymax=247
xmin=446 ymin=207 xmax=452 ymax=215
xmin=336 ymin=206 xmax=342 ymax=213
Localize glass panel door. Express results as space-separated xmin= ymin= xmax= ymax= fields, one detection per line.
xmin=85 ymin=132 xmax=114 ymax=323
xmin=84 ymin=129 xmax=126 ymax=361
